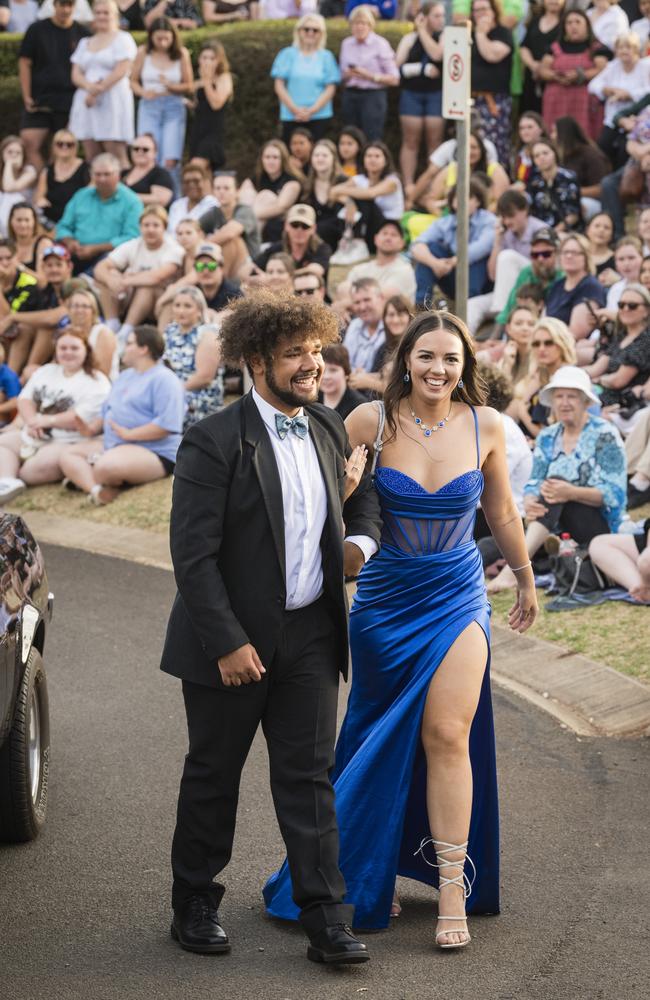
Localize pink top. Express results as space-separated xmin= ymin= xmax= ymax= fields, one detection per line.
xmin=339 ymin=32 xmax=398 ymax=90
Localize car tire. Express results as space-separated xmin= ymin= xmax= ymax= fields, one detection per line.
xmin=0 ymin=648 xmax=50 ymax=842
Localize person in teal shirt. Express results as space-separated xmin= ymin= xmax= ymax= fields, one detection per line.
xmin=270 ymin=14 xmax=341 ymax=145
xmin=56 ymin=152 xmax=143 ymax=276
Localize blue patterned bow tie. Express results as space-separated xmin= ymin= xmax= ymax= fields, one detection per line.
xmin=275 ymin=413 xmax=309 ymax=440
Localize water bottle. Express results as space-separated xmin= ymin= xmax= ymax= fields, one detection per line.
xmin=558 ymin=533 xmax=577 ymax=555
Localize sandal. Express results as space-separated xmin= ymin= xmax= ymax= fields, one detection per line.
xmin=390 ymin=892 xmax=402 ymax=918
xmin=414 ymin=837 xmax=476 ymax=950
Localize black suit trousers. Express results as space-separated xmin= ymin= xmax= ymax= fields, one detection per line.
xmin=171 ymin=597 xmax=352 ymax=934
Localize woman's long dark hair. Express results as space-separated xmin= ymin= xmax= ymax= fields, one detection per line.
xmin=383 ymin=311 xmax=487 ymax=442
xmin=146 ymin=17 xmax=182 ymax=60
xmin=554 ymin=116 xmax=597 ymax=161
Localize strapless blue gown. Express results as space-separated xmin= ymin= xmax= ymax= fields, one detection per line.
xmin=264 ymin=423 xmax=499 ymax=930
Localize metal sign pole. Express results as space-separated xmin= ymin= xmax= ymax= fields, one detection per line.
xmin=442 ymin=26 xmax=471 ymax=322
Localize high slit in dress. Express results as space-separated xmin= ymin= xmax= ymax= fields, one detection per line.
xmin=263 ymin=404 xmax=500 ymax=929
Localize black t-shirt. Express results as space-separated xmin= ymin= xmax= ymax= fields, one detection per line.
xmin=19 ymin=19 xmax=91 ymax=112
xmin=255 ymin=239 xmax=332 ymax=274
xmin=471 ymin=26 xmax=513 ymax=94
xmin=204 ymin=278 xmax=243 ymax=312
xmin=121 ymin=165 xmax=175 ymax=196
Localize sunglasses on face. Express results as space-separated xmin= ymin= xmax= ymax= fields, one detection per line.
xmin=295 ymin=286 xmax=319 ymax=296
xmin=132 ymin=145 xmax=154 ymax=153
xmin=530 ymin=249 xmax=554 ymax=260
xmin=531 ymin=338 xmax=555 ymax=348
xmin=289 ymin=221 xmax=310 ymax=230
xmin=194 ymin=260 xmax=220 ymax=272
xmin=301 ymin=26 xmax=321 ymax=33
xmin=55 ymin=140 xmax=75 ymax=148
xmin=619 ymin=301 xmax=644 ymax=311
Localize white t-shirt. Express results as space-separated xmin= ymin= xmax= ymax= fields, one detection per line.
xmin=631 ymin=17 xmax=650 ymax=51
xmin=502 ymin=414 xmax=533 ymax=517
xmin=587 ymin=5 xmax=629 ymax=51
xmin=348 ymin=256 xmax=416 ymax=303
xmin=167 ymin=195 xmax=219 ymax=234
xmin=431 ymin=137 xmax=498 ymax=169
xmin=20 ymin=363 xmax=111 ymax=440
xmin=352 ymin=174 xmax=404 ymax=220
xmin=38 ymin=0 xmax=93 ymax=22
xmin=108 ymin=235 xmax=184 ymax=273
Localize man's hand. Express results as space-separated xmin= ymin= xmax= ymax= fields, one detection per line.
xmin=344 ymin=540 xmax=365 ymax=580
xmin=217 ymin=643 xmax=266 ymax=687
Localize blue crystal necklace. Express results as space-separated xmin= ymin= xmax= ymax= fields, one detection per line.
xmin=409 ymin=400 xmax=453 ymax=437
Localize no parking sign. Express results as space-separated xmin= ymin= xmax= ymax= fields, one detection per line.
xmin=442 ymin=26 xmax=471 ymax=121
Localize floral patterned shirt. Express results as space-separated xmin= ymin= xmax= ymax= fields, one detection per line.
xmin=526 ymin=166 xmax=581 ymax=229
xmin=163 ymin=323 xmax=223 ymax=432
xmin=524 ymin=414 xmax=627 ymax=531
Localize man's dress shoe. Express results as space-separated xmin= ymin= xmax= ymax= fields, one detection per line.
xmin=171 ymin=895 xmax=231 ymax=954
xmin=307 ymin=923 xmax=370 ymax=965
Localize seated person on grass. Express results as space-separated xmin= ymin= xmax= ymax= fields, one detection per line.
xmin=93 ymin=204 xmax=183 ymax=346
xmin=59 ymin=324 xmax=185 ymax=506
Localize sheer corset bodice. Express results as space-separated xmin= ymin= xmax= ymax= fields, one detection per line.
xmin=375 ymin=467 xmax=484 ymax=556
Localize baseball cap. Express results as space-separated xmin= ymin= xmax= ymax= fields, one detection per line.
xmin=531 ymin=227 xmax=559 ymax=248
xmin=195 ymin=243 xmax=222 ymax=261
xmin=286 ymin=204 xmax=316 ymax=227
xmin=42 ymin=244 xmax=71 ymax=262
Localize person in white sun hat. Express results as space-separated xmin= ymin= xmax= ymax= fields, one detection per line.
xmin=488 ymin=365 xmax=628 ymax=592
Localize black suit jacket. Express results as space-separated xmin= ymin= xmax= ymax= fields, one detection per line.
xmin=160 ymin=392 xmax=382 ymax=688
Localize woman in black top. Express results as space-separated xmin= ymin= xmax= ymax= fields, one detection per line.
xmin=395 ymin=1 xmax=445 ymax=187
xmin=239 ymin=140 xmax=303 ymax=244
xmin=189 ymin=39 xmax=234 ymax=172
xmin=552 ymin=115 xmax=610 ymax=219
xmin=520 ymin=0 xmax=564 ymax=114
xmin=33 ymin=128 xmax=90 ymax=228
xmin=121 ymin=133 xmax=175 ymax=207
xmin=587 ymin=281 xmax=650 ymax=409
xmin=304 ymin=139 xmax=348 ymax=251
xmin=117 ymin=0 xmax=146 ymax=29
xmin=470 ymin=0 xmax=514 ymax=168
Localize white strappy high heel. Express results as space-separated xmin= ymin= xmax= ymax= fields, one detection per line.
xmin=414 ymin=837 xmax=476 ymax=950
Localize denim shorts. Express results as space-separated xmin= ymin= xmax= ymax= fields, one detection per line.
xmin=399 ymin=89 xmax=442 ymax=118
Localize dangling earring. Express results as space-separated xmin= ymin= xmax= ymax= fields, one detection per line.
xmin=403 ymin=371 xmax=410 ymax=384
xmin=458 ymin=377 xmax=464 ymax=389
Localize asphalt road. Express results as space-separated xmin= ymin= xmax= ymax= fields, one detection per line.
xmin=1 ymin=544 xmax=648 ymax=1000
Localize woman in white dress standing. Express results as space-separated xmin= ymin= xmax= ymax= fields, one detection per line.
xmin=69 ymin=0 xmax=137 ymax=169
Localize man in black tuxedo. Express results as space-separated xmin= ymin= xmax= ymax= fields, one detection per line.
xmin=161 ymin=291 xmax=381 ymax=965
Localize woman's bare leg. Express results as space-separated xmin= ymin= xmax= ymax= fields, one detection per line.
xmin=399 ymin=116 xmax=424 ymax=188
xmin=421 ymin=622 xmax=488 ymax=946
xmin=58 ymin=439 xmax=104 ymax=493
xmin=588 ymin=534 xmax=643 ymax=592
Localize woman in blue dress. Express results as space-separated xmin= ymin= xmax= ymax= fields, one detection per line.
xmin=264 ymin=310 xmax=538 ymax=949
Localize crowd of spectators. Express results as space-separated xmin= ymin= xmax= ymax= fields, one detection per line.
xmin=0 ymin=0 xmax=649 ymax=600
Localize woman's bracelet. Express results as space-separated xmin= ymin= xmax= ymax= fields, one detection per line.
xmin=509 ymin=561 xmax=532 ymax=573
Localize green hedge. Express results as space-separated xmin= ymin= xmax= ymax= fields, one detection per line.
xmin=0 ymin=19 xmax=412 ymax=176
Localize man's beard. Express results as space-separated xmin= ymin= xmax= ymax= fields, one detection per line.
xmin=265 ymin=362 xmax=320 ymax=408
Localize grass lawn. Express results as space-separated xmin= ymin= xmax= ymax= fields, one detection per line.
xmin=8 ymin=483 xmax=650 ymax=682
xmin=490 ymin=589 xmax=650 ymax=684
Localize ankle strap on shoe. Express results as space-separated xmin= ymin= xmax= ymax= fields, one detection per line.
xmin=413 ymin=838 xmax=476 ymax=899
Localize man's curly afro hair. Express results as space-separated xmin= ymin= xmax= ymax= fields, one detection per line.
xmin=219 ymin=289 xmax=340 ymax=370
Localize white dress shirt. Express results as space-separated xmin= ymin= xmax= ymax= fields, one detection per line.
xmin=252 ymin=389 xmax=376 ymax=609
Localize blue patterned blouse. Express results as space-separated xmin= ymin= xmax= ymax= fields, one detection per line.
xmin=524 ymin=415 xmax=627 ymax=532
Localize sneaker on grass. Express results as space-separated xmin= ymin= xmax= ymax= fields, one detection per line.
xmin=0 ymin=477 xmax=26 ymax=503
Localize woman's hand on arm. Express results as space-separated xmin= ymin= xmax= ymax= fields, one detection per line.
xmin=203 ymin=73 xmax=233 ymax=110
